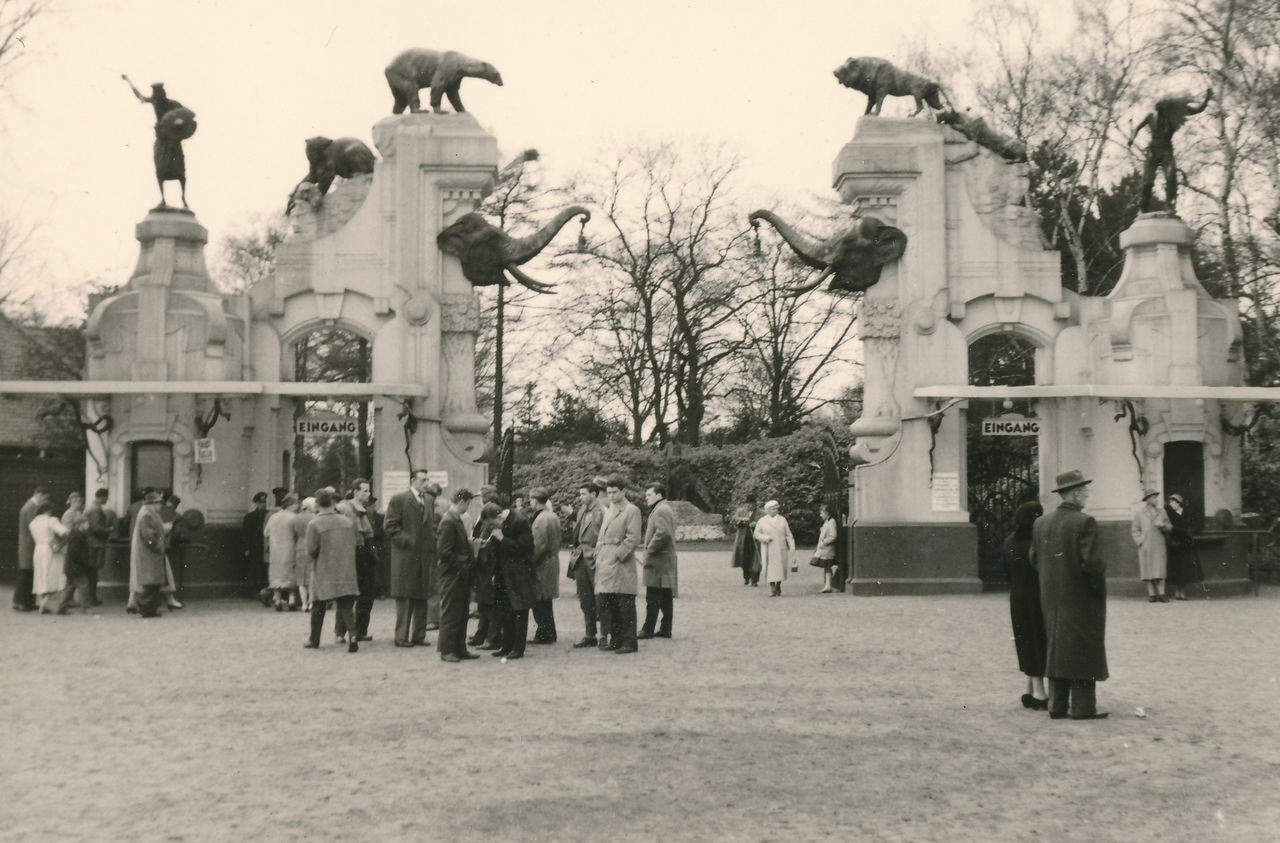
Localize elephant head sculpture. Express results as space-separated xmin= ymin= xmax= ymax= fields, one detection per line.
xmin=748 ymin=210 xmax=907 ymax=295
xmin=436 ymin=206 xmax=590 ymax=294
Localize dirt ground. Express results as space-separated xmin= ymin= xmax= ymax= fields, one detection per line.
xmin=2 ymin=548 xmax=1278 ymax=842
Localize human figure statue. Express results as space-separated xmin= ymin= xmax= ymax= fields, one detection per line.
xmin=123 ymin=75 xmax=197 ymax=210
xmin=1127 ymin=88 xmax=1212 ymax=213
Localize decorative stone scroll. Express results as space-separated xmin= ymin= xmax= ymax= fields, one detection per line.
xmin=439 ymin=292 xmax=481 ymax=332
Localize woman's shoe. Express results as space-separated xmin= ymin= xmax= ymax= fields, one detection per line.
xmin=1147 ymin=596 xmax=1158 ymax=603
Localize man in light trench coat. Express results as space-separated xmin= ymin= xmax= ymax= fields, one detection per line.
xmin=638 ymin=482 xmax=678 ymax=639
xmin=595 ymin=475 xmax=642 ymax=654
xmin=1030 ymin=469 xmax=1110 ymax=720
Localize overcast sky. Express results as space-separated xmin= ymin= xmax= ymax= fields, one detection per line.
xmin=1 ymin=0 xmax=976 ymax=309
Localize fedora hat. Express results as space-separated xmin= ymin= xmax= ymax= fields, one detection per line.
xmin=1052 ymin=470 xmax=1092 ymax=493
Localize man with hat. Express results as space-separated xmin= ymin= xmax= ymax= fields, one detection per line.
xmin=1030 ymin=470 xmax=1109 ymax=720
xmin=1131 ymin=487 xmax=1171 ymax=603
xmin=129 ymin=488 xmax=169 ymax=618
xmin=242 ymin=491 xmax=269 ymax=602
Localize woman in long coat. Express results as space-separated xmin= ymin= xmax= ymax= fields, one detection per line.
xmin=753 ymin=500 xmax=795 ymax=597
xmin=1131 ymin=490 xmax=1171 ymax=602
xmin=30 ymin=501 xmax=69 ymax=613
xmin=265 ymin=495 xmax=299 ymax=610
xmin=1164 ymin=493 xmax=1202 ymax=600
xmin=1004 ymin=501 xmax=1047 ymax=709
xmin=730 ymin=496 xmax=760 ymax=586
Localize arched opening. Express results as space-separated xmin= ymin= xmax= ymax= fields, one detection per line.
xmin=966 ymin=332 xmax=1040 ymax=586
xmin=1163 ymin=440 xmax=1205 ymax=530
xmin=288 ymin=326 xmax=375 ymax=495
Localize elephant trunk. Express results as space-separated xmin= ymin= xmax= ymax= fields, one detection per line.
xmin=506 ymin=206 xmax=591 ymax=266
xmin=748 ymin=210 xmax=829 ymax=270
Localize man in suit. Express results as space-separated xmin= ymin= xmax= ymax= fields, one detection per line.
xmin=529 ymin=487 xmax=562 ymax=644
xmin=435 ymin=488 xmax=481 ymax=663
xmin=595 ymin=475 xmax=643 ymax=654
xmin=1030 ymin=469 xmax=1110 ymax=721
xmin=567 ymin=481 xmax=604 ymax=648
xmin=385 ymin=469 xmax=437 ymax=648
xmin=639 ymin=482 xmax=678 ymax=639
xmin=83 ymin=488 xmax=116 ymax=608
xmin=13 ymin=486 xmax=49 ymax=611
xmin=489 ymin=493 xmax=535 ymax=660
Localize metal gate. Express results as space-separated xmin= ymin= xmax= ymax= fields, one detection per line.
xmin=967 ymin=424 xmax=1038 ymax=586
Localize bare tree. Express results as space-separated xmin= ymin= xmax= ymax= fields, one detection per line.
xmin=563 ymin=143 xmax=751 ymax=446
xmin=0 ymin=0 xmax=42 ymax=88
xmin=729 ymin=241 xmax=861 ymax=437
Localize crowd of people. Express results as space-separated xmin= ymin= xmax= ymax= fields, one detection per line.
xmin=11 ymin=485 xmax=192 ymax=617
xmin=234 ymin=472 xmax=683 ymax=659
xmin=729 ymin=496 xmax=842 ymax=595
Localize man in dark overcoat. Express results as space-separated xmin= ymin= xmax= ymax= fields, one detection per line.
xmin=435 ymin=488 xmax=480 ymax=663
xmin=13 ymin=486 xmax=50 ymax=611
xmin=488 ymin=495 xmax=535 ymax=659
xmin=241 ymin=491 xmax=269 ymax=598
xmin=1030 ymin=469 xmax=1109 ymax=720
xmin=385 ymin=469 xmax=438 ymax=648
xmin=468 ymin=486 xmax=501 ymax=649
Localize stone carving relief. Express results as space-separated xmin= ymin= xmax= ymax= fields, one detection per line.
xmin=440 ymin=293 xmax=481 ymax=332
xmin=958 ymin=152 xmax=1045 ymax=251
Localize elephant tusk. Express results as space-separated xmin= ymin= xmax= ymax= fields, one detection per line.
xmin=782 ymin=265 xmax=834 ymax=296
xmin=507 ymin=264 xmax=556 ymax=294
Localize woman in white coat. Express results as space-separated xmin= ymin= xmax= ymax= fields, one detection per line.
xmin=753 ymin=500 xmax=795 ymax=597
xmin=30 ymin=500 xmax=69 ymax=613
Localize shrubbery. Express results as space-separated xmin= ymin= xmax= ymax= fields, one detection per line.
xmin=512 ymin=422 xmax=850 ymax=545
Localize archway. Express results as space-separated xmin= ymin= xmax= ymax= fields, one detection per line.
xmin=966 ymin=332 xmax=1040 ymax=586
xmin=288 ymin=325 xmax=375 ymax=495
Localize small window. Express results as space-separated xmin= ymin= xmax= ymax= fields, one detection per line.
xmin=131 ymin=441 xmax=173 ymax=501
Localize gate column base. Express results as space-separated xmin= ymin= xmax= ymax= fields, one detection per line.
xmin=850 ymin=522 xmax=982 ymax=595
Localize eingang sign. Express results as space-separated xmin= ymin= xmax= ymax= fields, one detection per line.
xmin=982 ymin=418 xmax=1041 ymax=436
xmin=295 ymin=416 xmax=359 ymax=436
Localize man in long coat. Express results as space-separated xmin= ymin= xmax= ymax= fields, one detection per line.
xmin=336 ymin=479 xmax=377 ymax=641
xmin=1131 ymin=488 xmax=1171 ymax=602
xmin=567 ymin=481 xmax=604 ymax=647
xmin=240 ymin=491 xmax=268 ymax=599
xmin=385 ymin=469 xmax=438 ymax=648
xmin=530 ymin=487 xmax=562 ymax=645
xmin=435 ymin=488 xmax=480 ymax=663
xmin=84 ymin=488 xmax=116 ymax=607
xmin=489 ymin=495 xmax=535 ymax=659
xmin=754 ymin=500 xmax=795 ymax=597
xmin=639 ymin=482 xmax=678 ymax=639
xmin=468 ymin=486 xmax=502 ymax=649
xmin=595 ymin=475 xmax=642 ymax=654
xmin=1030 ymin=469 xmax=1109 ymax=720
xmin=129 ymin=488 xmax=168 ymax=618
xmin=304 ymin=489 xmax=359 ymax=652
xmin=13 ymin=486 xmax=49 ymax=611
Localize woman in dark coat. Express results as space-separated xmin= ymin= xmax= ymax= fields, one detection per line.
xmin=1164 ymin=493 xmax=1202 ymax=600
xmin=1004 ymin=500 xmax=1047 ymax=710
xmin=730 ymin=496 xmax=760 ymax=586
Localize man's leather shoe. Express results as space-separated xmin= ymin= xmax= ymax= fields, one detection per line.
xmin=1049 ymin=712 xmax=1069 ymax=720
xmin=504 ymin=651 xmax=523 ymax=660
xmin=492 ymin=649 xmax=510 ymax=658
xmin=480 ymin=642 xmax=502 ymax=650
xmin=655 ymin=631 xmax=672 ymax=638
xmin=573 ymin=637 xmax=598 ymax=648
xmin=1069 ymin=711 xmax=1110 ymax=720
xmin=467 ymin=635 xmax=484 ymax=647
xmin=530 ymin=637 xmax=555 ymax=645
xmin=357 ymin=635 xmax=373 ymax=642
xmin=394 ymin=641 xmax=414 ymax=648
xmin=412 ymin=640 xmax=430 ymax=647
xmin=348 ymin=640 xmax=359 ymax=653
xmin=303 ymin=641 xmax=319 ymax=649
xmin=614 ymin=645 xmax=638 ymax=654
xmin=458 ymin=651 xmax=480 ymax=660
xmin=637 ymin=631 xmax=655 ymax=640
xmin=598 ymin=642 xmax=617 ymax=651
xmin=440 ymin=653 xmax=461 ymax=663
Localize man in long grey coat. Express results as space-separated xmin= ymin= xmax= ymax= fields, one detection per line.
xmin=13 ymin=486 xmax=49 ymax=611
xmin=385 ymin=469 xmax=437 ymax=648
xmin=595 ymin=475 xmax=642 ymax=654
xmin=639 ymin=482 xmax=678 ymax=639
xmin=529 ymin=487 xmax=562 ymax=645
xmin=129 ymin=488 xmax=168 ymax=618
xmin=1030 ymin=469 xmax=1109 ymax=720
xmin=304 ymin=488 xmax=359 ymax=653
